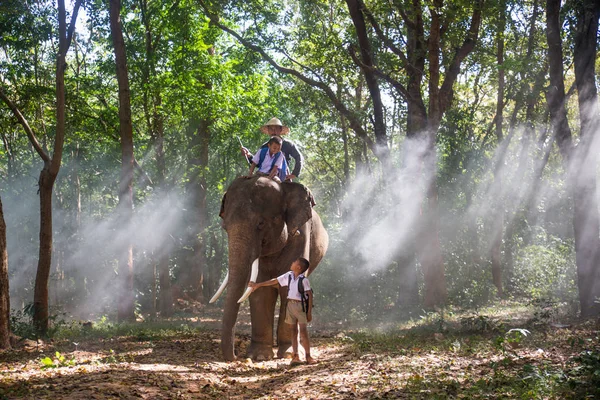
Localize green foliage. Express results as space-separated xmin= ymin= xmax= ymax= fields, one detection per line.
xmin=0 ymin=0 xmax=592 ymax=330
xmin=39 ymin=351 xmax=76 ymax=369
xmin=10 ymin=304 xmax=38 ymax=340
xmin=494 ymin=328 xmax=530 ymax=355
xmin=568 ymin=349 xmax=600 ymax=396
xmin=512 ymin=235 xmax=577 ymax=302
xmin=460 ymin=314 xmax=503 ymax=333
xmin=10 ymin=304 xmax=74 ymax=340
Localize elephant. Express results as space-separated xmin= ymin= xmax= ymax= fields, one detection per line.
xmin=211 ymin=176 xmax=328 ymax=361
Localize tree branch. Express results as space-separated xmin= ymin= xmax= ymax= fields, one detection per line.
xmin=438 ymin=0 xmax=483 ymax=113
xmin=196 ymin=0 xmax=380 ymax=156
xmin=65 ymin=0 xmax=83 ymax=52
xmin=360 ymin=0 xmax=422 ymax=77
xmin=280 ymin=48 xmax=327 ymax=83
xmin=0 ymin=87 xmax=51 ymax=163
xmin=347 ymin=45 xmax=413 ymax=102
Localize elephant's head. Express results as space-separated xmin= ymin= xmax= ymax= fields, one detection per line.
xmin=214 ymin=176 xmax=312 ymax=361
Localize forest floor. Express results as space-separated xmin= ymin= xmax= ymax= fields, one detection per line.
xmin=0 ymin=301 xmax=598 ymax=399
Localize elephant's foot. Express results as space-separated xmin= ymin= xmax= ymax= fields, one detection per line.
xmin=221 ymin=343 xmax=237 ymax=362
xmin=246 ymin=341 xmax=274 ymax=361
xmin=277 ymin=342 xmax=293 ymax=359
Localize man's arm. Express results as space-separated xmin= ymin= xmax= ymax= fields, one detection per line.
xmin=246 ymin=162 xmax=257 ymax=178
xmin=241 ymin=147 xmax=254 ymax=163
xmin=283 ymin=140 xmax=303 ymax=178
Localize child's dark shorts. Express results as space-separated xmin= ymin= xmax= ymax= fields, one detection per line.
xmin=285 ymin=300 xmax=307 ymax=324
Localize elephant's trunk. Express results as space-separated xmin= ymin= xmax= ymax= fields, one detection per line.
xmin=221 ymin=233 xmax=259 ymax=361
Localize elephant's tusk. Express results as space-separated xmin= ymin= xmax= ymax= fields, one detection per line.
xmin=209 ymin=271 xmax=229 ymax=303
xmin=237 ymin=258 xmax=259 ymax=303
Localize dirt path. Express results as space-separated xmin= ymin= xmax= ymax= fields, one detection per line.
xmin=0 ymin=306 xmax=597 ymax=399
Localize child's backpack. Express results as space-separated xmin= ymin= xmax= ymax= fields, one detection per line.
xmin=257 ymin=147 xmax=288 ymax=182
xmin=288 ymin=273 xmax=310 ymax=313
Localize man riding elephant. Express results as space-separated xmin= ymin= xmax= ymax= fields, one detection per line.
xmin=241 ymin=117 xmax=303 ymax=182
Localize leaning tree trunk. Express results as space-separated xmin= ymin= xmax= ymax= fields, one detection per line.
xmin=110 ymin=0 xmax=135 ymax=321
xmin=0 ymin=196 xmax=10 ymax=349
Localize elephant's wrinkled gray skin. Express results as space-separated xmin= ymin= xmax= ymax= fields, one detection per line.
xmin=218 ymin=176 xmax=328 ymax=361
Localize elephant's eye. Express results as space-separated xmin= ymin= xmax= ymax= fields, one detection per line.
xmin=257 ymin=220 xmax=265 ymax=230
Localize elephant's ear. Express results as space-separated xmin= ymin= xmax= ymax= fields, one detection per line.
xmin=219 ymin=192 xmax=227 ymax=218
xmin=283 ymin=183 xmax=312 ymax=233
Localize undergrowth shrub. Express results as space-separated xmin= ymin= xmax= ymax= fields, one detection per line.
xmin=511 ymin=235 xmax=576 ymax=303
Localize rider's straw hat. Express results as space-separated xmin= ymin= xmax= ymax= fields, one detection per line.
xmin=260 ymin=117 xmax=290 ymax=135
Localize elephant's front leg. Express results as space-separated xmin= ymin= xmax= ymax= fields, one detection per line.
xmin=247 ymin=286 xmax=278 ymax=360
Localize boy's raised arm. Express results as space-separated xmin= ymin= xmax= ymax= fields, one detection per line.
xmin=248 ymin=278 xmax=279 ymax=290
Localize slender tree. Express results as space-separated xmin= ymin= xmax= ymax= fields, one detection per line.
xmin=0 ymin=0 xmax=81 ymax=334
xmin=0 ymin=196 xmax=10 ymax=349
xmin=138 ymin=0 xmax=174 ymax=316
xmin=109 ymin=0 xmax=135 ymax=321
xmin=490 ymin=0 xmax=507 ymax=297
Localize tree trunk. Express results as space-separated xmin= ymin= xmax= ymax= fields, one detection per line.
xmin=138 ymin=2 xmax=173 ymax=317
xmin=572 ymin=0 xmax=600 ymax=317
xmin=197 ymin=119 xmax=211 ymax=303
xmin=154 ymin=91 xmax=173 ymax=318
xmin=182 ymin=118 xmax=211 ymax=301
xmin=30 ymin=0 xmax=81 ymax=334
xmin=547 ymin=0 xmax=600 ymax=317
xmin=345 ymin=0 xmax=388 ymax=154
xmin=0 ymin=196 xmax=10 ymax=349
xmin=110 ymin=0 xmax=135 ymax=321
xmin=32 ymin=168 xmax=56 ymax=333
xmin=490 ymin=0 xmax=506 ymax=297
xmin=420 ymin=151 xmax=447 ymax=308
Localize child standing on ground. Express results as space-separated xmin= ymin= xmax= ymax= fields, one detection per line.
xmin=248 ymin=258 xmax=316 ymax=365
xmin=245 ymin=136 xmax=284 ymax=181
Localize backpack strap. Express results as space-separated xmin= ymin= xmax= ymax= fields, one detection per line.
xmin=298 ymin=276 xmax=307 ymax=313
xmin=270 ymin=151 xmax=281 ymax=172
xmin=256 ymin=147 xmax=269 ymax=169
xmin=287 ymin=273 xmax=308 ymax=313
